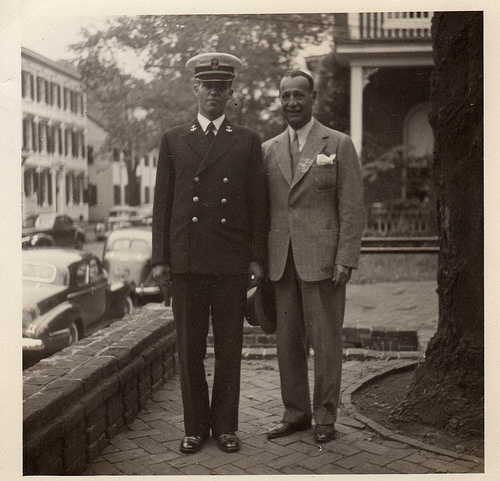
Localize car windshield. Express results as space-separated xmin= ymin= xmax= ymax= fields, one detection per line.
xmin=34 ymin=214 xmax=57 ymax=229
xmin=108 ymin=238 xmax=150 ymax=254
xmin=22 ymin=262 xmax=69 ymax=286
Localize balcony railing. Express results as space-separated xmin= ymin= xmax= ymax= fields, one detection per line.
xmin=348 ymin=12 xmax=433 ymax=41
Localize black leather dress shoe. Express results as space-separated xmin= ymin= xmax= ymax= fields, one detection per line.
xmin=215 ymin=432 xmax=240 ymax=452
xmin=314 ymin=424 xmax=336 ymax=443
xmin=267 ymin=419 xmax=312 ymax=439
xmin=180 ymin=434 xmax=208 ymax=454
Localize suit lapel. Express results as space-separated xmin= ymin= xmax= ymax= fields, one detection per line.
xmin=290 ymin=120 xmax=328 ymax=189
xmin=272 ymin=130 xmax=293 ymax=185
xmin=182 ymin=120 xmax=208 ymax=160
xmin=195 ymin=118 xmax=237 ymax=176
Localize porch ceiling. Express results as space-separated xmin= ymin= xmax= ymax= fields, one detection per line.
xmin=336 ymin=43 xmax=434 ymax=68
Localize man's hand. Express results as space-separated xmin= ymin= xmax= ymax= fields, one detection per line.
xmin=332 ymin=264 xmax=352 ymax=290
xmin=153 ymin=263 xmax=172 ymax=287
xmin=248 ymin=261 xmax=265 ymax=289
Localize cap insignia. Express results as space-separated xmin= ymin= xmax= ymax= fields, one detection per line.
xmin=211 ymin=58 xmax=219 ymax=69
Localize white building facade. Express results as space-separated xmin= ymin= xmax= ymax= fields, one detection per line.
xmin=22 ymin=47 xmax=88 ymax=222
xmin=87 ymin=116 xmax=157 ymax=223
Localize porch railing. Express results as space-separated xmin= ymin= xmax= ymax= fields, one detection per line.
xmin=348 ymin=12 xmax=433 ymax=40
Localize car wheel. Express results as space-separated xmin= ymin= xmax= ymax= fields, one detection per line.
xmin=125 ymin=296 xmax=134 ymax=316
xmin=68 ymin=321 xmax=79 ymax=345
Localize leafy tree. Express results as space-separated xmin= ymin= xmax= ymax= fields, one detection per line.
xmin=314 ymin=52 xmax=350 ymax=134
xmin=70 ymin=14 xmax=332 ymax=141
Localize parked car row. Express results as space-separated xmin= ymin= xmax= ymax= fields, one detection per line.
xmin=95 ymin=205 xmax=153 ymax=240
xmin=22 ymin=213 xmax=86 ymax=249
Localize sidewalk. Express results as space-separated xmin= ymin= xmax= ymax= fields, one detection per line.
xmin=84 ymin=356 xmax=483 ymax=475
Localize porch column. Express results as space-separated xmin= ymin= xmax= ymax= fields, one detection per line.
xmin=350 ymin=65 xmax=364 ymax=157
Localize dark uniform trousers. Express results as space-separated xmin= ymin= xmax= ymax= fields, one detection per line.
xmin=171 ymin=272 xmax=247 ymax=437
xmin=152 ymin=118 xmax=268 ymax=437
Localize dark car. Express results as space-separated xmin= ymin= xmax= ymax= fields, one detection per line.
xmin=103 ymin=226 xmax=166 ymax=304
xmin=22 ymin=248 xmax=133 ymax=359
xmin=22 ymin=213 xmax=86 ymax=249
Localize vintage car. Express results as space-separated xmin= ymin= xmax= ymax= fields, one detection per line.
xmin=22 ymin=248 xmax=134 ymax=358
xmin=106 ymin=205 xmax=141 ymax=233
xmin=22 ymin=213 xmax=86 ymax=249
xmin=103 ymin=226 xmax=167 ymax=304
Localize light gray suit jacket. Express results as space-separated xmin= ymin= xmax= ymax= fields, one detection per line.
xmin=263 ymin=119 xmax=364 ymax=282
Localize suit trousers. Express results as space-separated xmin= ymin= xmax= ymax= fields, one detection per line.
xmin=273 ymin=246 xmax=346 ymax=425
xmin=171 ymin=273 xmax=247 ymax=437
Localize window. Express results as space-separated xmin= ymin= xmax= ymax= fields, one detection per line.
xmin=89 ymin=258 xmax=101 ymax=283
xmin=81 ymin=133 xmax=85 ymax=158
xmin=87 ymin=145 xmax=94 ymax=165
xmin=63 ymin=88 xmax=69 ymax=110
xmin=36 ymin=77 xmax=44 ymax=103
xmin=89 ymin=183 xmax=97 ymax=205
xmin=47 ymin=172 xmax=53 ymax=205
xmin=31 ymin=120 xmax=38 ymax=151
xmin=24 ymin=169 xmax=32 ymax=197
xmin=73 ymin=174 xmax=80 ymax=204
xmin=38 ymin=122 xmax=47 ymax=152
xmin=38 ymin=171 xmax=45 ymax=206
xmin=66 ymin=172 xmax=72 ymax=204
xmin=45 ymin=80 xmax=51 ymax=105
xmin=80 ymin=95 xmax=84 ymax=115
xmin=114 ymin=185 xmax=121 ymax=205
xmin=144 ymin=186 xmax=150 ymax=204
xmin=71 ymin=131 xmax=79 ymax=157
xmin=22 ymin=118 xmax=30 ymax=150
xmin=65 ymin=128 xmax=71 ymax=156
xmin=144 ymin=155 xmax=149 ymax=167
xmin=153 ymin=155 xmax=157 ymax=167
xmin=58 ymin=126 xmax=63 ymax=154
xmin=113 ymin=148 xmax=120 ymax=162
xmin=22 ymin=71 xmax=27 ymax=98
xmin=75 ymin=261 xmax=89 ymax=287
xmin=47 ymin=125 xmax=53 ymax=154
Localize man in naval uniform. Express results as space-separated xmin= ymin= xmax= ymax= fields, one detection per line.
xmin=263 ymin=70 xmax=364 ymax=444
xmin=152 ymin=53 xmax=268 ymax=454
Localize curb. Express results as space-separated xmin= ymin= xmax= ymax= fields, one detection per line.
xmin=342 ymin=361 xmax=484 ymax=466
xmin=206 ymin=346 xmax=425 ymax=361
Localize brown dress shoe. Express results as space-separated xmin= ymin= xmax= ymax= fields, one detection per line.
xmin=314 ymin=424 xmax=336 ymax=443
xmin=180 ymin=433 xmax=208 ymax=454
xmin=267 ymin=419 xmax=312 ymax=439
xmin=215 ymin=432 xmax=240 ymax=452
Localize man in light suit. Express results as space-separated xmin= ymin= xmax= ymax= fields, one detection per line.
xmin=263 ymin=70 xmax=364 ymax=443
xmin=152 ymin=53 xmax=268 ymax=454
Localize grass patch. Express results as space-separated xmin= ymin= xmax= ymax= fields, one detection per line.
xmin=351 ymin=253 xmax=438 ymax=284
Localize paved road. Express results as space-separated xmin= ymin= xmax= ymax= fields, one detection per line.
xmin=84 ymin=356 xmax=483 ymax=475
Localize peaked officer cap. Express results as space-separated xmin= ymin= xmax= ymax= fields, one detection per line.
xmin=186 ymin=52 xmax=242 ymax=82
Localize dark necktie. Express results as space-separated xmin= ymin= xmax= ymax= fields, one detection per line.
xmin=206 ymin=122 xmax=215 ymax=143
xmin=291 ymin=130 xmax=301 ymax=175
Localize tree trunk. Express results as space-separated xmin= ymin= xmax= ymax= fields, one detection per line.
xmin=391 ymin=12 xmax=483 ymax=436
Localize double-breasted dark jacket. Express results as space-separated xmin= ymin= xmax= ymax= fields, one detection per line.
xmin=152 ymin=117 xmax=268 ymax=275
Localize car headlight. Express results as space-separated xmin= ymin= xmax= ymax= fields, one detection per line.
xmin=22 ymin=309 xmax=38 ymax=336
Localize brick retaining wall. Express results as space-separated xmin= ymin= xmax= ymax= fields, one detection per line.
xmin=23 ymin=305 xmax=177 ymax=475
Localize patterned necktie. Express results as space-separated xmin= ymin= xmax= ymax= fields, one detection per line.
xmin=206 ymin=122 xmax=215 ymax=143
xmin=291 ymin=130 xmax=301 ymax=175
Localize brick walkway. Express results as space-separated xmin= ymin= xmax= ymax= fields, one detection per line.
xmin=84 ymin=357 xmax=484 ymax=475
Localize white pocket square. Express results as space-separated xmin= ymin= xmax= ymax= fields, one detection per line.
xmin=316 ymin=153 xmax=336 ymax=165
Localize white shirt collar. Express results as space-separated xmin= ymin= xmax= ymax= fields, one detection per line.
xmin=198 ymin=113 xmax=225 ymax=135
xmin=288 ymin=117 xmax=315 ymax=152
